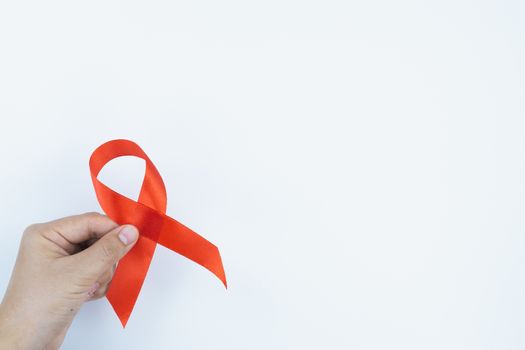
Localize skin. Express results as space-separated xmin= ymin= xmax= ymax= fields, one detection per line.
xmin=0 ymin=212 xmax=139 ymax=349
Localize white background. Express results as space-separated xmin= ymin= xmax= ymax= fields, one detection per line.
xmin=0 ymin=1 xmax=524 ymax=349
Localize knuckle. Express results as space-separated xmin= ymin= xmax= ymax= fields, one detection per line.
xmin=83 ymin=211 xmax=103 ymax=219
xmin=100 ymin=270 xmax=114 ymax=285
xmin=22 ymin=223 xmax=43 ymax=239
xmin=94 ymin=284 xmax=110 ymax=299
xmin=24 ymin=223 xmax=40 ymax=233
xmin=83 ymin=212 xmax=114 ymax=233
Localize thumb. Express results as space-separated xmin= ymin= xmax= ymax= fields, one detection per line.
xmin=74 ymin=224 xmax=139 ymax=278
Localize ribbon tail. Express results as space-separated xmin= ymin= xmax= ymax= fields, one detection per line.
xmin=158 ymin=217 xmax=227 ymax=288
xmin=106 ymin=235 xmax=158 ymax=327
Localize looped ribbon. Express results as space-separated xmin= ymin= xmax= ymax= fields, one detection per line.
xmin=89 ymin=139 xmax=227 ymax=327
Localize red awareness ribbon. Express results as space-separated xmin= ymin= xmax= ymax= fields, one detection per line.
xmin=89 ymin=139 xmax=227 ymax=327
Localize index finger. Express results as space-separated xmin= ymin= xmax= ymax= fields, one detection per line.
xmin=45 ymin=212 xmax=118 ymax=244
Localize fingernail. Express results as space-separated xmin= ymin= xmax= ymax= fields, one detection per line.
xmin=118 ymin=225 xmax=138 ymax=245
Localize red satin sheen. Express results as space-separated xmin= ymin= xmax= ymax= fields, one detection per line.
xmin=89 ymin=139 xmax=226 ymax=327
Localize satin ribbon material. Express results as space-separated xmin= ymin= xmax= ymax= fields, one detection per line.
xmin=89 ymin=139 xmax=226 ymax=327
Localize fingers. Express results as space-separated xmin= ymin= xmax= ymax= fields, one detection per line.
xmin=73 ymin=224 xmax=139 ymax=279
xmin=88 ymin=270 xmax=115 ymax=300
xmin=45 ymin=212 xmax=119 ymax=244
xmin=90 ymin=283 xmax=110 ymax=300
xmin=98 ymin=267 xmax=115 ymax=286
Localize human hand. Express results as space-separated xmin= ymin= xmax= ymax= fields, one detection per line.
xmin=0 ymin=212 xmax=139 ymax=349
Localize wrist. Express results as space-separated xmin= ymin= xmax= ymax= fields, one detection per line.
xmin=0 ymin=300 xmax=59 ymax=349
xmin=0 ymin=299 xmax=73 ymax=350
xmin=0 ymin=302 xmax=28 ymax=349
